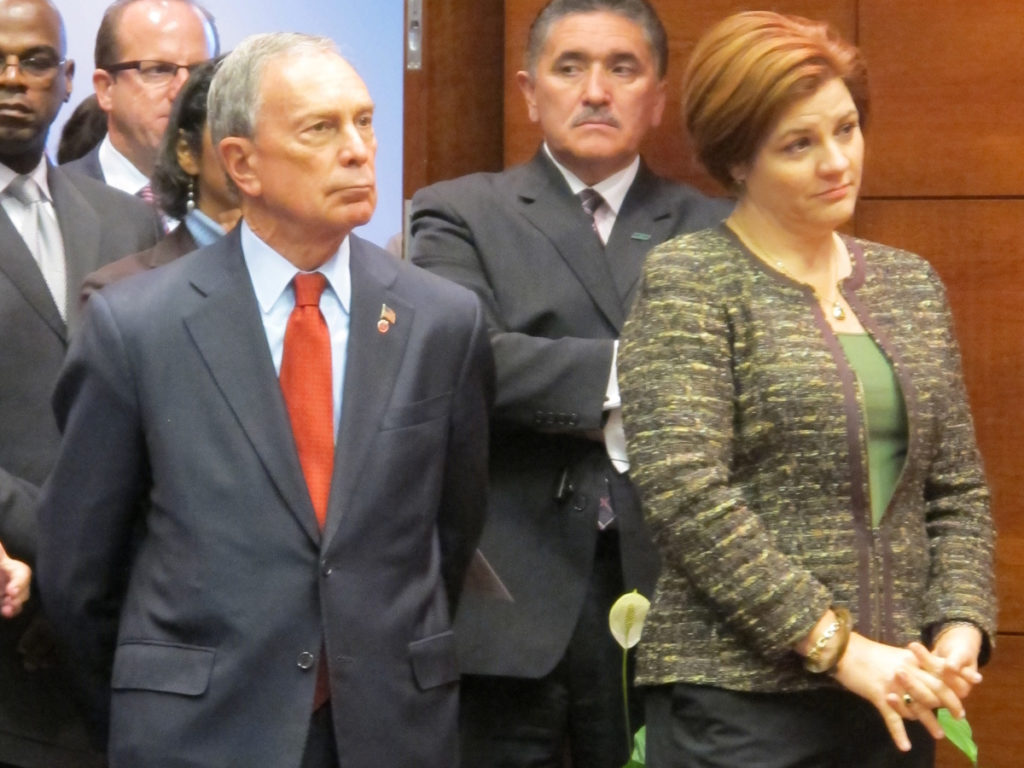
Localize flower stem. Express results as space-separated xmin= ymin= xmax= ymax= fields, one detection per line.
xmin=622 ymin=648 xmax=633 ymax=755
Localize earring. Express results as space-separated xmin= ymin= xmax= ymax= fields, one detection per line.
xmin=186 ymin=176 xmax=196 ymax=213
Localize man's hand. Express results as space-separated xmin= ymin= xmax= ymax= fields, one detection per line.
xmin=0 ymin=540 xmax=31 ymax=618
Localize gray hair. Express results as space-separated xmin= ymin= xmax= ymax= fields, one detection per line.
xmin=524 ymin=0 xmax=668 ymax=79
xmin=207 ymin=32 xmax=338 ymax=146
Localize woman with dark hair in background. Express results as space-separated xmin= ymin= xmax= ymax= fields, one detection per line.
xmin=81 ymin=57 xmax=238 ymax=301
xmin=56 ymin=94 xmax=107 ymax=165
xmin=618 ymin=11 xmax=995 ymax=768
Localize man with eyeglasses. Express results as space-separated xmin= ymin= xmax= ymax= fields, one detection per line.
xmin=63 ymin=0 xmax=218 ymax=202
xmin=0 ymin=0 xmax=162 ymax=766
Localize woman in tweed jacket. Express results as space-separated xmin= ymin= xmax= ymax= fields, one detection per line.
xmin=619 ymin=12 xmax=995 ymax=768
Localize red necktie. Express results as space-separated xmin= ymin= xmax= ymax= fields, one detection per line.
xmin=279 ymin=272 xmax=334 ymax=711
xmin=279 ymin=272 xmax=334 ymax=529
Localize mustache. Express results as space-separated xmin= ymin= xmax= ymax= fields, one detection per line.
xmin=571 ymin=106 xmax=620 ymax=128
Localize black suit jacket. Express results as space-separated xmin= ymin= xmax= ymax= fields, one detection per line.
xmin=0 ymin=163 xmax=161 ymax=765
xmin=410 ymin=151 xmax=729 ymax=678
xmin=38 ymin=230 xmax=494 ymax=768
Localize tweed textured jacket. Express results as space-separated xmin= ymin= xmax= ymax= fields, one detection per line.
xmin=619 ymin=225 xmax=995 ymax=692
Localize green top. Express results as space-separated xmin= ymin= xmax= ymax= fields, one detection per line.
xmin=838 ymin=333 xmax=908 ymax=527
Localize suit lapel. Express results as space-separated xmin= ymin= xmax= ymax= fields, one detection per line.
xmin=183 ymin=232 xmax=322 ymax=545
xmin=606 ymin=163 xmax=677 ymax=314
xmin=0 ymin=184 xmax=66 ymax=341
xmin=513 ymin=153 xmax=625 ymax=329
xmin=323 ymin=236 xmax=412 ymax=545
xmin=49 ymin=164 xmax=102 ymax=334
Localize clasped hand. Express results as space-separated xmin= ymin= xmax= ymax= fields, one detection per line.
xmin=0 ymin=540 xmax=32 ymax=619
xmin=833 ymin=628 xmax=982 ymax=752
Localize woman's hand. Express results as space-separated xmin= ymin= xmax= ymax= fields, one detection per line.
xmin=918 ymin=625 xmax=984 ymax=699
xmin=832 ymin=632 xmax=965 ymax=751
xmin=0 ymin=541 xmax=31 ymax=619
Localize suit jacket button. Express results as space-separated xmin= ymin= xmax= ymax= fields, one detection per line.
xmin=297 ymin=651 xmax=316 ymax=670
xmin=321 ymin=559 xmax=333 ymax=577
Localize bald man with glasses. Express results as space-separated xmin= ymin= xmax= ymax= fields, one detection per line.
xmin=63 ymin=0 xmax=218 ymax=201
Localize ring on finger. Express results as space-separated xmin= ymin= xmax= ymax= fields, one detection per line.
xmin=903 ymin=693 xmax=914 ymax=707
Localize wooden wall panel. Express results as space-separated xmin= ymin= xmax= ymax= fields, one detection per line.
xmin=856 ymin=200 xmax=1024 ymax=636
xmin=858 ymin=0 xmax=1024 ymax=197
xmin=933 ymin=635 xmax=1024 ymax=768
xmin=404 ymin=0 xmax=505 ymax=199
xmin=504 ymin=0 xmax=855 ymax=196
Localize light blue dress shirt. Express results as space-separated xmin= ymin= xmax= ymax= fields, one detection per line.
xmin=240 ymin=221 xmax=351 ymax=438
xmin=183 ymin=207 xmax=225 ymax=248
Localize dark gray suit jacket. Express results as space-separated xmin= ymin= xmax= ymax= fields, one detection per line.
xmin=410 ymin=151 xmax=729 ymax=679
xmin=0 ymin=163 xmax=161 ymax=766
xmin=38 ymin=230 xmax=494 ymax=768
xmin=61 ymin=143 xmax=105 ymax=183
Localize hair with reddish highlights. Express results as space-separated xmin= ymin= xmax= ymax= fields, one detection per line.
xmin=683 ymin=11 xmax=869 ymax=191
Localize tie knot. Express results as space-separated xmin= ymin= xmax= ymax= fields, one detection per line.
xmin=292 ymin=271 xmax=327 ymax=307
xmin=137 ymin=184 xmax=155 ymax=203
xmin=7 ymin=175 xmax=43 ymax=206
xmin=578 ymin=187 xmax=604 ymax=217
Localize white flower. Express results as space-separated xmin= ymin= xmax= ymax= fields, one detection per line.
xmin=608 ymin=590 xmax=650 ymax=649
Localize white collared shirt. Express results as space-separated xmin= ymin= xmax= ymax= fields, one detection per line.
xmin=241 ymin=220 xmax=352 ymax=438
xmin=98 ymin=136 xmax=178 ymax=231
xmin=542 ymin=143 xmax=640 ymax=245
xmin=97 ymin=135 xmax=150 ymax=197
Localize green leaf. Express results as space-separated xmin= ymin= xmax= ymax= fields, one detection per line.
xmin=622 ymin=726 xmax=646 ymax=768
xmin=937 ymin=708 xmax=978 ymax=766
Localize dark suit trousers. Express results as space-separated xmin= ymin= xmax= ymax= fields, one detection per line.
xmin=459 ymin=531 xmax=641 ymax=768
xmin=300 ymin=705 xmax=339 ymax=768
xmin=645 ymin=684 xmax=935 ymax=768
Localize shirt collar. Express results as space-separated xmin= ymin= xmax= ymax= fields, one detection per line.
xmin=542 ymin=143 xmax=640 ymax=216
xmin=0 ymin=156 xmax=52 ymax=200
xmin=98 ymin=134 xmax=150 ymax=195
xmin=240 ymin=219 xmax=351 ymax=315
xmin=183 ymin=207 xmax=225 ymax=248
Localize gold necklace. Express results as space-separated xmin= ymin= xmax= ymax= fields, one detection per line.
xmin=770 ymin=241 xmax=847 ymax=322
xmin=730 ymin=222 xmax=847 ymax=321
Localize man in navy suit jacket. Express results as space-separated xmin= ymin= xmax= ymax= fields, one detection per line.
xmin=39 ymin=33 xmax=492 ymax=768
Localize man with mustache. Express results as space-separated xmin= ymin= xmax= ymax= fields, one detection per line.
xmin=39 ymin=32 xmax=492 ymax=768
xmin=0 ymin=0 xmax=161 ymax=765
xmin=410 ymin=1 xmax=726 ymax=766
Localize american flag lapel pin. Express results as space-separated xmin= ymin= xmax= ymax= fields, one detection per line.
xmin=377 ymin=303 xmax=396 ymax=334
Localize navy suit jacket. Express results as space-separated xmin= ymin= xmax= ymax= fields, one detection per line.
xmin=0 ymin=163 xmax=161 ymax=765
xmin=38 ymin=229 xmax=493 ymax=768
xmin=410 ymin=151 xmax=729 ymax=679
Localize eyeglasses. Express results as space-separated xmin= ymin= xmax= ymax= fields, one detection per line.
xmin=103 ymin=60 xmax=205 ymax=87
xmin=1 ymin=51 xmax=67 ymax=82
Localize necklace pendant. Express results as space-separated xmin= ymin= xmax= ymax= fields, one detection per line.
xmin=832 ymin=301 xmax=846 ymax=321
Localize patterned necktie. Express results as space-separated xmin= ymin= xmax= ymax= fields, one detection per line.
xmin=279 ymin=272 xmax=334 ymax=711
xmin=279 ymin=272 xmax=334 ymax=528
xmin=8 ymin=176 xmax=66 ymax=319
xmin=137 ymin=184 xmax=155 ymax=204
xmin=578 ymin=187 xmax=606 ymax=243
